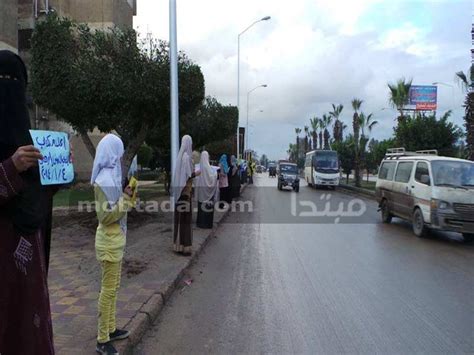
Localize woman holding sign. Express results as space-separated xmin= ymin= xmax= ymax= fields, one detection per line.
xmin=91 ymin=134 xmax=136 ymax=355
xmin=172 ymin=135 xmax=200 ymax=255
xmin=0 ymin=51 xmax=56 ymax=354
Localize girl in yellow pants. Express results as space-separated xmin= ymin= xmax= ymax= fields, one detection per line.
xmin=91 ymin=134 xmax=135 ymax=355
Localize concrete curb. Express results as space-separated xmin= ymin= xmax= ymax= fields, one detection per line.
xmin=116 ymin=184 xmax=249 ymax=355
xmin=339 ymin=183 xmax=376 ymax=200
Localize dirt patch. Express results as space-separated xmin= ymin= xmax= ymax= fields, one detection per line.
xmin=123 ymin=257 xmax=149 ymax=278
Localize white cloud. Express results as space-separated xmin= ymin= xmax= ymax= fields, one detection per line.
xmin=134 ymin=0 xmax=470 ymax=160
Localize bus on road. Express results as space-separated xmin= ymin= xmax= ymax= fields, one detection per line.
xmin=305 ymin=150 xmax=340 ymax=188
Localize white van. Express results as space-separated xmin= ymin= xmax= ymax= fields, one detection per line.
xmin=375 ymin=148 xmax=474 ymax=242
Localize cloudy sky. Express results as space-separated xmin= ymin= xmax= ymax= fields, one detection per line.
xmin=134 ymin=0 xmax=471 ymax=160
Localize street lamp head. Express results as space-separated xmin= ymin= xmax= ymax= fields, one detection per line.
xmin=261 ymin=16 xmax=271 ymax=21
xmin=262 ymin=84 xmax=268 ymax=87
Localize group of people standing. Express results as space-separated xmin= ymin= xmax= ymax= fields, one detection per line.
xmin=171 ymin=135 xmax=245 ymax=256
xmin=0 ymin=49 xmax=251 ymax=355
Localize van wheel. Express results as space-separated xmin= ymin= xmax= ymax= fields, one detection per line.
xmin=413 ymin=208 xmax=426 ymax=238
xmin=380 ymin=199 xmax=392 ymax=223
xmin=462 ymin=233 xmax=474 ymax=244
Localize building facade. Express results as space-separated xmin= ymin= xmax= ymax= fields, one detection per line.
xmin=1 ymin=0 xmax=136 ymax=180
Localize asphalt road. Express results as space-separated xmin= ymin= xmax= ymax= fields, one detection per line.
xmin=136 ymin=174 xmax=474 ymax=354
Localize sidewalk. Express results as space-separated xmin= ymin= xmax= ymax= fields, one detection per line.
xmin=48 ymin=190 xmax=241 ymax=354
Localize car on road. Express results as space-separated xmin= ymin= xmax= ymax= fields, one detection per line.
xmin=268 ymin=163 xmax=276 ymax=177
xmin=277 ymin=162 xmax=299 ymax=192
xmin=376 ymin=148 xmax=474 ymax=242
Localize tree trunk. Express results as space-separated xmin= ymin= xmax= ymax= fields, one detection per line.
xmin=354 ymin=134 xmax=360 ymax=188
xmin=466 ymin=92 xmax=474 ymax=161
xmin=121 ymin=123 xmax=149 ymax=185
xmin=79 ymin=130 xmax=96 ymax=158
xmin=346 ymin=173 xmax=349 ymax=184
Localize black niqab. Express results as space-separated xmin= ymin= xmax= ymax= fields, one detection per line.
xmin=0 ymin=50 xmax=49 ymax=236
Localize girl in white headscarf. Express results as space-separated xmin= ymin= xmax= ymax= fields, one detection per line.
xmin=91 ymin=134 xmax=135 ymax=354
xmin=195 ymin=151 xmax=218 ymax=229
xmin=172 ymin=135 xmax=199 ymax=255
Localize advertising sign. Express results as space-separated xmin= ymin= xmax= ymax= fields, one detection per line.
xmin=29 ymin=130 xmax=74 ymax=185
xmin=409 ymin=85 xmax=437 ymax=110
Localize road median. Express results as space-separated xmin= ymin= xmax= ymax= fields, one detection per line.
xmin=338 ymin=182 xmax=376 ymax=200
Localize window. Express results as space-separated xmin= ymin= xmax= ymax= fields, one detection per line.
xmin=432 ymin=160 xmax=474 ymax=187
xmin=378 ymin=162 xmax=396 ymax=180
xmin=394 ymin=162 xmax=414 ymax=183
xmin=305 ymin=154 xmax=313 ymax=167
xmin=415 ymin=162 xmax=430 ymax=185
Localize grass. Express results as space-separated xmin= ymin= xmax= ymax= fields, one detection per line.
xmin=53 ymin=187 xmax=94 ymax=208
xmin=53 ymin=183 xmax=168 ymax=207
xmin=344 ymin=178 xmax=376 ymax=191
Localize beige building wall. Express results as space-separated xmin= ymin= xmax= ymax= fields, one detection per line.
xmin=48 ymin=0 xmax=134 ymax=28
xmin=0 ymin=0 xmax=19 ymax=52
xmin=5 ymin=0 xmax=137 ymax=181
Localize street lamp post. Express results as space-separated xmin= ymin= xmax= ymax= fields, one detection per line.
xmin=170 ymin=0 xmax=179 ymax=179
xmin=236 ymin=16 xmax=271 ymax=160
xmin=246 ymin=84 xmax=267 ymax=150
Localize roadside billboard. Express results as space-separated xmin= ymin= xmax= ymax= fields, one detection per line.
xmin=409 ymin=85 xmax=437 ymax=110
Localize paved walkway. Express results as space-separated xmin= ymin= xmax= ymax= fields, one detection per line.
xmin=48 ymin=196 xmax=230 ymax=354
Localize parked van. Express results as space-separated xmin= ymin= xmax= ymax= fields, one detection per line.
xmin=375 ymin=148 xmax=474 ymax=242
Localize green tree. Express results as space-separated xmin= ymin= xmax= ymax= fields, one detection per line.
xmin=456 ymin=65 xmax=474 ymax=161
xmin=332 ymin=137 xmax=354 ymax=184
xmin=310 ymin=117 xmax=319 ymax=150
xmin=30 ymin=14 xmax=205 ymax=177
xmin=321 ymin=114 xmax=332 ymax=149
xmin=137 ymin=144 xmax=153 ymax=170
xmin=365 ymin=138 xmax=395 ymax=179
xmin=295 ymin=127 xmax=302 ymax=160
xmin=304 ymin=125 xmax=310 ymax=153
xmin=287 ymin=143 xmax=297 ymax=162
xmin=182 ymin=97 xmax=238 ymax=150
xmin=394 ymin=111 xmax=463 ymax=157
xmin=351 ymin=98 xmax=363 ymax=187
xmin=388 ymin=78 xmax=412 ymax=124
xmin=330 ymin=104 xmax=344 ymax=142
xmin=147 ymin=96 xmax=237 ymax=192
xmin=260 ymin=154 xmax=269 ymax=167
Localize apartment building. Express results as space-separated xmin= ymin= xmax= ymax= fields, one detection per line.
xmin=0 ymin=0 xmax=137 ymax=180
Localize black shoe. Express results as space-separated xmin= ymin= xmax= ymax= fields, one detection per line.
xmin=109 ymin=328 xmax=130 ymax=341
xmin=96 ymin=341 xmax=118 ymax=355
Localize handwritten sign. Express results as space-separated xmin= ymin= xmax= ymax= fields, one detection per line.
xmin=29 ymin=130 xmax=74 ymax=185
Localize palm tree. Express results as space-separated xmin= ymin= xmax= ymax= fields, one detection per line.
xmin=359 ymin=112 xmax=378 ymax=182
xmin=388 ymin=78 xmax=412 ymax=124
xmin=287 ymin=143 xmax=297 ymax=162
xmin=304 ymin=125 xmax=310 ymax=153
xmin=318 ymin=118 xmax=323 ymax=149
xmin=351 ymin=98 xmax=363 ymax=187
xmin=295 ymin=127 xmax=302 ymax=161
xmin=310 ymin=117 xmax=319 ymax=150
xmin=321 ymin=114 xmax=332 ymax=149
xmin=456 ymin=65 xmax=474 ymax=161
xmin=359 ymin=113 xmax=378 ymax=138
xmin=330 ymin=104 xmax=344 ymax=142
